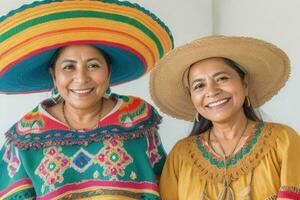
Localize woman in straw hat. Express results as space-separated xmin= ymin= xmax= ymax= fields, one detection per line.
xmin=150 ymin=35 xmax=300 ymax=200
xmin=0 ymin=0 xmax=173 ymax=199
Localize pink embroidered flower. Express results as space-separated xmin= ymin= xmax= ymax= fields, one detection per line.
xmin=35 ymin=147 xmax=70 ymax=189
xmin=3 ymin=144 xmax=21 ymax=178
xmin=3 ymin=145 xmax=11 ymax=163
xmin=7 ymin=155 xmax=21 ymax=177
xmin=96 ymin=139 xmax=133 ymax=180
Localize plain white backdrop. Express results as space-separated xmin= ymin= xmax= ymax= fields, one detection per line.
xmin=0 ymin=0 xmax=299 ymax=152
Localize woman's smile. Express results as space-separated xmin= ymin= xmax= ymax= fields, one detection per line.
xmin=69 ymin=88 xmax=95 ymax=96
xmin=50 ymin=44 xmax=110 ymax=110
xmin=205 ymin=97 xmax=231 ymax=109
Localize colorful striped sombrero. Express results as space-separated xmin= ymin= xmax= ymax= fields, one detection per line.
xmin=0 ymin=0 xmax=173 ymax=94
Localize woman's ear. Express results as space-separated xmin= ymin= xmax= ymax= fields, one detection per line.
xmin=243 ymin=76 xmax=249 ymax=95
xmin=49 ymin=68 xmax=56 ymax=85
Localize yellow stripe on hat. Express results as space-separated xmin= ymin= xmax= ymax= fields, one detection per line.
xmin=1 ymin=27 xmax=155 ymax=73
xmin=1 ymin=17 xmax=157 ymax=60
xmin=0 ymin=1 xmax=172 ymax=55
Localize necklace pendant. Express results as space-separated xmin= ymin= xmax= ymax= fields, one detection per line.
xmin=218 ymin=179 xmax=234 ymax=200
xmin=223 ymin=179 xmax=228 ymax=187
xmin=218 ymin=186 xmax=235 ymax=200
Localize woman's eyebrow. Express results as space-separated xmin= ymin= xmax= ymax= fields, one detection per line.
xmin=191 ymin=78 xmax=204 ymax=85
xmin=61 ymin=59 xmax=76 ymax=64
xmin=86 ymin=58 xmax=101 ymax=62
xmin=213 ymin=71 xmax=227 ymax=77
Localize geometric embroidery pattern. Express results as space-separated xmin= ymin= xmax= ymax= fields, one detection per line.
xmin=95 ymin=138 xmax=133 ymax=180
xmin=35 ymin=147 xmax=70 ymax=192
xmin=71 ymin=148 xmax=94 ymax=173
xmin=196 ymin=121 xmax=264 ymax=168
xmin=17 ymin=106 xmax=45 ymax=134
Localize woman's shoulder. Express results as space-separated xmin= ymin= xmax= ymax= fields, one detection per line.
xmin=10 ymin=103 xmax=45 ymax=133
xmin=168 ymin=136 xmax=197 ymax=156
xmin=12 ymin=100 xmax=67 ymax=135
xmin=111 ymin=93 xmax=161 ymax=122
xmin=263 ymin=121 xmax=299 ymax=140
xmin=261 ymin=122 xmax=300 ymax=156
xmin=114 ymin=94 xmax=157 ymax=110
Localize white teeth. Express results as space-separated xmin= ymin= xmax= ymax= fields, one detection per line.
xmin=207 ymin=99 xmax=228 ymax=107
xmin=72 ymin=89 xmax=93 ymax=94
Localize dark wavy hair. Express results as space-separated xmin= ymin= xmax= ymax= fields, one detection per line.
xmin=184 ymin=57 xmax=261 ymax=136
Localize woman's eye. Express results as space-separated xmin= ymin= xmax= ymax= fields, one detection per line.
xmin=62 ymin=64 xmax=74 ymax=71
xmin=217 ymin=76 xmax=229 ymax=82
xmin=88 ymin=64 xmax=100 ymax=69
xmin=193 ymin=83 xmax=205 ymax=90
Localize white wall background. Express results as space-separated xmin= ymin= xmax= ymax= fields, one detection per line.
xmin=0 ymin=0 xmax=299 ymax=152
xmin=212 ymin=0 xmax=300 ymax=135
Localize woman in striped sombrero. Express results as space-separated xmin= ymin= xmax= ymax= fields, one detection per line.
xmin=0 ymin=1 xmax=173 ymax=199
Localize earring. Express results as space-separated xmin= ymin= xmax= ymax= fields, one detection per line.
xmin=246 ymin=96 xmax=251 ymax=107
xmin=51 ymin=87 xmax=63 ymax=104
xmin=195 ymin=112 xmax=200 ymax=122
xmin=104 ymin=86 xmax=111 ymax=98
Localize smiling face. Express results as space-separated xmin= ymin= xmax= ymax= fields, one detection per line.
xmin=50 ymin=44 xmax=110 ymax=110
xmin=188 ymin=57 xmax=248 ymax=124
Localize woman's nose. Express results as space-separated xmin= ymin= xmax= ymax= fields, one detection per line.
xmin=74 ymin=68 xmax=90 ymax=83
xmin=205 ymin=81 xmax=220 ymax=97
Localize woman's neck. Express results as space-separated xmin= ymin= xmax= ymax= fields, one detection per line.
xmin=62 ymin=99 xmax=105 ymax=130
xmin=211 ymin=113 xmax=249 ymax=140
xmin=64 ymin=101 xmax=102 ymax=121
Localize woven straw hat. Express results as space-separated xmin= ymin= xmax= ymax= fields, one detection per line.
xmin=0 ymin=0 xmax=173 ymax=94
xmin=150 ymin=35 xmax=290 ymax=121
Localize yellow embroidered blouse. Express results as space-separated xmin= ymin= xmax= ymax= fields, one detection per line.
xmin=160 ymin=122 xmax=300 ymax=200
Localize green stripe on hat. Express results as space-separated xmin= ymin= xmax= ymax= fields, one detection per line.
xmin=1 ymin=10 xmax=165 ymax=57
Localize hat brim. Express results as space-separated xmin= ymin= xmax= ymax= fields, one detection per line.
xmin=150 ymin=36 xmax=290 ymax=121
xmin=0 ymin=41 xmax=145 ymax=93
xmin=0 ymin=0 xmax=174 ymax=94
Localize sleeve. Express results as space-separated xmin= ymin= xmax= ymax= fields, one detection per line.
xmin=276 ymin=125 xmax=300 ymax=199
xmin=159 ymin=142 xmax=180 ymax=200
xmin=0 ymin=141 xmax=36 ymax=200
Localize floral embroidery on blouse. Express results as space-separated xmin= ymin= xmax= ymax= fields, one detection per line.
xmin=3 ymin=143 xmax=21 ymax=178
xmin=35 ymin=147 xmax=70 ymax=193
xmin=1 ymin=95 xmax=165 ymax=200
xmin=96 ymin=138 xmax=133 ymax=180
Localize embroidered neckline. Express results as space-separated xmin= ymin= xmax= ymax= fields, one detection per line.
xmin=39 ymin=94 xmax=123 ymax=131
xmin=196 ymin=121 xmax=264 ymax=168
xmin=6 ymin=95 xmax=162 ymax=150
xmin=185 ymin=121 xmax=276 ymax=182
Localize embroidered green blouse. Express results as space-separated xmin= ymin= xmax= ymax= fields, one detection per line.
xmin=0 ymin=94 xmax=166 ymax=200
